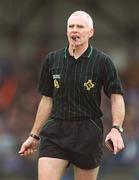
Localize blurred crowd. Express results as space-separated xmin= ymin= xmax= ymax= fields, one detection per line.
xmin=0 ymin=56 xmax=139 ymax=179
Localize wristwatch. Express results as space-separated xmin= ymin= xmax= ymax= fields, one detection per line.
xmin=30 ymin=133 xmax=40 ymax=141
xmin=112 ymin=125 xmax=124 ymax=133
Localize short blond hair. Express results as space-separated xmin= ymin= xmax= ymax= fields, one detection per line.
xmin=67 ymin=11 xmax=93 ymax=28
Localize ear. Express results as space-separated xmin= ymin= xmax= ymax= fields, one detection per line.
xmin=66 ymin=29 xmax=69 ymax=37
xmin=89 ymin=28 xmax=94 ymax=38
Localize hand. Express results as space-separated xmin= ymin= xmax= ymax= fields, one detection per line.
xmin=105 ymin=128 xmax=124 ymax=155
xmin=18 ymin=136 xmax=39 ymax=156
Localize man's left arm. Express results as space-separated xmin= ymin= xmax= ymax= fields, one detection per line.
xmin=105 ymin=94 xmax=125 ymax=154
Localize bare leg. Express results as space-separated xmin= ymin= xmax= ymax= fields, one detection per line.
xmin=74 ymin=166 xmax=100 ymax=180
xmin=38 ymin=157 xmax=68 ymax=180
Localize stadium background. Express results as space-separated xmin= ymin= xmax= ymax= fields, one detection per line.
xmin=0 ymin=0 xmax=139 ymax=179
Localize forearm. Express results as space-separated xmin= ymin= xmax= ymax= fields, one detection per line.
xmin=31 ymin=96 xmax=53 ymax=136
xmin=111 ymin=94 xmax=125 ymax=127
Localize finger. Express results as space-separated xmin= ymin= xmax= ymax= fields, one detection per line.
xmin=31 ymin=149 xmax=36 ymax=154
xmin=113 ymin=144 xmax=118 ymax=155
xmin=122 ymin=143 xmax=125 ymax=149
xmin=23 ymin=150 xmax=29 ymax=156
xmin=24 ymin=149 xmax=32 ymax=156
xmin=26 ymin=148 xmax=33 ymax=156
xmin=117 ymin=141 xmax=125 ymax=152
xmin=19 ymin=150 xmax=28 ymax=156
xmin=121 ymin=139 xmax=125 ymax=149
xmin=18 ymin=146 xmax=26 ymax=154
xmin=19 ymin=152 xmax=25 ymax=156
xmin=20 ymin=148 xmax=37 ymax=156
xmin=27 ymin=149 xmax=33 ymax=155
xmin=32 ymin=149 xmax=37 ymax=154
xmin=105 ymin=135 xmax=111 ymax=142
xmin=20 ymin=149 xmax=30 ymax=156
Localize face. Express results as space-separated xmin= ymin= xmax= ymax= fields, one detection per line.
xmin=67 ymin=16 xmax=94 ymax=47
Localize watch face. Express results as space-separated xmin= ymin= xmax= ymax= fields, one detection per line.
xmin=119 ymin=127 xmax=124 ymax=133
xmin=112 ymin=126 xmax=123 ymax=133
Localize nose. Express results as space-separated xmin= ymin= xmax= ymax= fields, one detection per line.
xmin=72 ymin=25 xmax=78 ymax=32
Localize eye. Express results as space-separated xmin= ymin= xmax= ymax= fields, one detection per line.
xmin=69 ymin=25 xmax=74 ymax=28
xmin=77 ymin=25 xmax=84 ymax=28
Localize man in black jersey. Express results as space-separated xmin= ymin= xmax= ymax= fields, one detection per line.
xmin=19 ymin=11 xmax=125 ymax=180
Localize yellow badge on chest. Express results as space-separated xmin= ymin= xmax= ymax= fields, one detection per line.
xmin=84 ymin=80 xmax=94 ymax=91
xmin=54 ymin=79 xmax=60 ymax=88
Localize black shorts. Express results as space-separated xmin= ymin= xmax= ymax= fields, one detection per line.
xmin=39 ymin=118 xmax=103 ymax=169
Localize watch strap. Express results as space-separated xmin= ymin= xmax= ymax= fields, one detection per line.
xmin=112 ymin=125 xmax=123 ymax=133
xmin=30 ymin=134 xmax=40 ymax=140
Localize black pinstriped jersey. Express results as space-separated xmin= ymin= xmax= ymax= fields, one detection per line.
xmin=38 ymin=45 xmax=124 ymax=120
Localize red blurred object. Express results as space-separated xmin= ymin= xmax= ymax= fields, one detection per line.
xmin=0 ymin=78 xmax=17 ymax=109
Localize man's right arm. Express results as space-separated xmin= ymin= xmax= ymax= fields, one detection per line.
xmin=18 ymin=96 xmax=53 ymax=156
xmin=31 ymin=95 xmax=53 ymax=136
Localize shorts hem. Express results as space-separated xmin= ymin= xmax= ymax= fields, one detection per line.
xmin=39 ymin=154 xmax=68 ymax=162
xmin=72 ymin=161 xmax=101 ymax=170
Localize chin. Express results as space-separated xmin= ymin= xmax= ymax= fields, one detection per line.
xmin=71 ymin=42 xmax=82 ymax=47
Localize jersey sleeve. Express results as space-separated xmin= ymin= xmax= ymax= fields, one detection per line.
xmin=38 ymin=55 xmax=53 ymax=97
xmin=102 ymin=56 xmax=124 ymax=98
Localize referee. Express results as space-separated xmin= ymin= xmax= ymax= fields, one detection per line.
xmin=19 ymin=11 xmax=125 ymax=180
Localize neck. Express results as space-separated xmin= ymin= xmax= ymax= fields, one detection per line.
xmin=68 ymin=43 xmax=89 ymax=59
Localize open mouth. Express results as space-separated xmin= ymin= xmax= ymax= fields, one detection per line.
xmin=71 ymin=35 xmax=80 ymax=41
